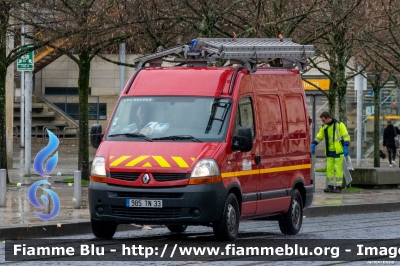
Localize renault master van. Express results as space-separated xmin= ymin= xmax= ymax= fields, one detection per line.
xmin=89 ymin=38 xmax=314 ymax=240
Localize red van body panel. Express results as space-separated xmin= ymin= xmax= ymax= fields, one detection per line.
xmin=127 ymin=68 xmax=233 ymax=96
xmin=89 ymin=66 xmax=313 ymax=226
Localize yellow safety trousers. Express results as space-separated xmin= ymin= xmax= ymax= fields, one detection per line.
xmin=326 ymin=155 xmax=344 ymax=187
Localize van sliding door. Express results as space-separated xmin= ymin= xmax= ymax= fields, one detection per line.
xmin=255 ymin=94 xmax=290 ymax=215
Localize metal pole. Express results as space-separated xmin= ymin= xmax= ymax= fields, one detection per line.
xmin=21 ymin=73 xmax=25 ymax=147
xmin=119 ymin=43 xmax=126 ymax=95
xmin=379 ymin=84 xmax=383 ymax=141
xmin=355 ymin=68 xmax=363 ymax=166
xmin=24 ymin=24 xmax=33 ymax=176
xmin=25 ymin=71 xmax=32 ymax=175
xmin=397 ymin=86 xmax=400 ymax=115
xmin=97 ymin=96 xmax=99 ymax=124
xmin=20 ymin=22 xmax=25 ymax=148
xmin=312 ymin=95 xmax=316 ymax=141
xmin=0 ymin=169 xmax=6 ymax=207
xmin=363 ymin=74 xmax=367 ymax=145
xmin=74 ymin=170 xmax=81 ymax=209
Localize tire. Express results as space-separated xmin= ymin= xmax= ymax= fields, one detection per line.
xmin=91 ymin=219 xmax=117 ymax=239
xmin=213 ymin=193 xmax=240 ymax=240
xmin=279 ymin=189 xmax=303 ymax=235
xmin=167 ymin=225 xmax=188 ymax=233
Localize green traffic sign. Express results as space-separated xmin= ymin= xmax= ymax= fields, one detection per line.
xmin=17 ymin=48 xmax=34 ymax=71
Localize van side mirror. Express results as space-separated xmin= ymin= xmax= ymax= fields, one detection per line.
xmin=232 ymin=126 xmax=253 ymax=152
xmin=90 ymin=124 xmax=103 ymax=149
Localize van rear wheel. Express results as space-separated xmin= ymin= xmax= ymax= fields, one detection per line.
xmin=167 ymin=225 xmax=187 ymax=233
xmin=213 ymin=193 xmax=240 ymax=240
xmin=91 ymin=219 xmax=117 ymax=239
xmin=279 ymin=189 xmax=303 ymax=235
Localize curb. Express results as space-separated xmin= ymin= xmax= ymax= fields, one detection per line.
xmin=304 ymin=202 xmax=400 ymax=218
xmin=0 ymin=222 xmax=162 ymax=240
xmin=2 ymin=202 xmax=400 ymax=239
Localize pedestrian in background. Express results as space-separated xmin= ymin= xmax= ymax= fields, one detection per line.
xmin=311 ymin=112 xmax=350 ymax=193
xmin=382 ymin=120 xmax=400 ymax=167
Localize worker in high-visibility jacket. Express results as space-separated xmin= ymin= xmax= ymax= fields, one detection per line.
xmin=311 ymin=112 xmax=350 ymax=193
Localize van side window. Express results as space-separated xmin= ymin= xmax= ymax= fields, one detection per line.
xmin=285 ymin=94 xmax=307 ymax=139
xmin=258 ymin=95 xmax=283 ymax=141
xmin=234 ymin=97 xmax=255 ymax=139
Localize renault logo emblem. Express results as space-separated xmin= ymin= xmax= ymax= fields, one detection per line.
xmin=142 ymin=174 xmax=150 ymax=184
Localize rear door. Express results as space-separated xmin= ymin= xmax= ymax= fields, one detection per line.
xmin=283 ymin=93 xmax=310 ymax=187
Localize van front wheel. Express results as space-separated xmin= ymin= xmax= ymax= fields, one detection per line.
xmin=213 ymin=193 xmax=240 ymax=240
xmin=91 ymin=219 xmax=117 ymax=239
xmin=279 ymin=189 xmax=303 ymax=235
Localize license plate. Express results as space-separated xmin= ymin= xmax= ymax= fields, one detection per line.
xmin=126 ymin=199 xmax=163 ymax=208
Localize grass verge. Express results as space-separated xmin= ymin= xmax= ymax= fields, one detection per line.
xmin=63 ymin=178 xmax=90 ymax=185
xmin=343 ymin=186 xmax=364 ymax=193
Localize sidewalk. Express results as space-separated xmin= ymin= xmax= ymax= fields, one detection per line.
xmin=1 ymin=144 xmax=400 ymax=239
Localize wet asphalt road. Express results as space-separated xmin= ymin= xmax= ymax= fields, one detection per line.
xmin=2 ymin=211 xmax=400 ymax=265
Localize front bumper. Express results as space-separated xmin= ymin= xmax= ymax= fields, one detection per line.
xmin=89 ymin=181 xmax=227 ymax=225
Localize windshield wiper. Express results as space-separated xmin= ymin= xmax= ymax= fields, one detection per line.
xmin=108 ymin=133 xmax=152 ymax=142
xmin=152 ymin=135 xmax=202 ymax=142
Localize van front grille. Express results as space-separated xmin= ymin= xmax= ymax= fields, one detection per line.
xmin=109 ymin=172 xmax=141 ymax=181
xmin=111 ymin=206 xmax=181 ymax=219
xmin=152 ymin=173 xmax=189 ymax=182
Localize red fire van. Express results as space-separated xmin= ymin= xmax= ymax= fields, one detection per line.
xmin=89 ymin=38 xmax=314 ymax=240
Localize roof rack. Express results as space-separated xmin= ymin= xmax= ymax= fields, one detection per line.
xmin=133 ymin=38 xmax=314 ymax=72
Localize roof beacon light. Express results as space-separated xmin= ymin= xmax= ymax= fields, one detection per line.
xmin=190 ymin=39 xmax=197 ymax=50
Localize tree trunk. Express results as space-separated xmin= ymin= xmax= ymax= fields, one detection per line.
xmin=0 ymin=19 xmax=9 ymax=183
xmin=0 ymin=5 xmax=10 ymax=183
xmin=0 ymin=67 xmax=9 ymax=183
xmin=373 ymin=80 xmax=381 ymax=167
xmin=338 ymin=81 xmax=348 ymax=124
xmin=78 ymin=52 xmax=91 ymax=180
xmin=328 ymin=85 xmax=337 ymax=116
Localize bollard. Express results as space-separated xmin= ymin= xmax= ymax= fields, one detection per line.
xmin=43 ymin=176 xmax=50 ymax=214
xmin=74 ymin=170 xmax=81 ymax=209
xmin=0 ymin=169 xmax=6 ymax=207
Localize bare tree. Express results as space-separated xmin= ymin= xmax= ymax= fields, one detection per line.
xmin=357 ymin=0 xmax=400 ymax=167
xmin=174 ymin=0 xmax=245 ymax=39
xmin=358 ymin=55 xmax=394 ymax=167
xmin=31 ymin=0 xmax=141 ymax=180
xmin=302 ymin=0 xmax=362 ymax=123
xmin=364 ymin=0 xmax=400 ymax=74
xmin=0 ymin=0 xmax=51 ymax=183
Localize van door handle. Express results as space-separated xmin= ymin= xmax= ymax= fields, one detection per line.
xmin=255 ymin=155 xmax=261 ymax=165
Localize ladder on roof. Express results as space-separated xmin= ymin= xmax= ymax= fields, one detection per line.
xmin=134 ymin=38 xmax=314 ymax=72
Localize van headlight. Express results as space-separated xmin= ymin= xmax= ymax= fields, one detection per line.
xmin=189 ymin=159 xmax=221 ymax=184
xmin=91 ymin=157 xmax=106 ymax=177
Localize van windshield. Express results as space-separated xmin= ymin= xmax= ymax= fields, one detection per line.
xmin=107 ymin=96 xmax=232 ymax=142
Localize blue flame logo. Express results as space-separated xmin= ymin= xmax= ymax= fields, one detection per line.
xmin=28 ymin=130 xmax=61 ymax=220
xmin=34 ymin=130 xmax=59 ymax=177
xmin=28 ymin=180 xmax=60 ymax=220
